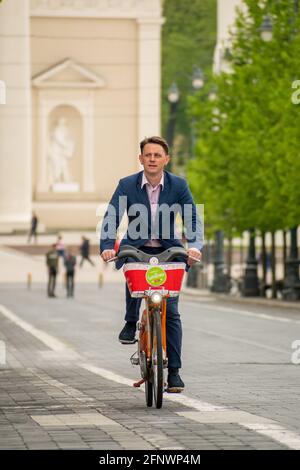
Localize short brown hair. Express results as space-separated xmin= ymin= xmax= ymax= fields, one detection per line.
xmin=140 ymin=136 xmax=169 ymax=155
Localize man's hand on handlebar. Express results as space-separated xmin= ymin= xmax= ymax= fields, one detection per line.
xmin=187 ymin=248 xmax=202 ymax=266
xmin=100 ymin=249 xmax=116 ymax=262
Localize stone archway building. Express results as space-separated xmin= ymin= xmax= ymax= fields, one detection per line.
xmin=0 ymin=0 xmax=163 ymax=231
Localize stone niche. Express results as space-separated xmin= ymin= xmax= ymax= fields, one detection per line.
xmin=32 ymin=58 xmax=106 ymax=198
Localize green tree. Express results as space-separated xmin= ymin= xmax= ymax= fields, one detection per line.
xmin=162 ymin=0 xmax=216 ymax=163
xmin=188 ymin=0 xmax=300 ymax=237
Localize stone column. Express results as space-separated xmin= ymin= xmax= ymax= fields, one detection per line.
xmin=213 ymin=0 xmax=242 ymax=74
xmin=0 ymin=0 xmax=32 ymax=232
xmin=137 ymin=17 xmax=164 ymax=152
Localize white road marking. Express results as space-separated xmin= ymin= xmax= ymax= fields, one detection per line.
xmin=242 ymin=423 xmax=300 ymax=450
xmin=185 ymin=301 xmax=300 ymax=324
xmin=81 ymin=363 xmax=134 ymax=388
xmin=1 ymin=303 xmax=300 ymax=449
xmin=0 ymin=304 xmax=70 ymax=352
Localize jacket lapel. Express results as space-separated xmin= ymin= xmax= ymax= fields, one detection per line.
xmin=154 ymin=171 xmax=169 ymax=238
xmin=136 ymin=172 xmax=151 ymax=229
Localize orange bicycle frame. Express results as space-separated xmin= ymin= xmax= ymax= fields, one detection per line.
xmin=139 ymin=297 xmax=167 ymax=362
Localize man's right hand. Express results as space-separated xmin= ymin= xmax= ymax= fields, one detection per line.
xmin=100 ymin=249 xmax=116 ymax=262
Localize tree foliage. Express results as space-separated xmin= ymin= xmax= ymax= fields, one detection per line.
xmin=162 ymin=0 xmax=217 ymax=160
xmin=187 ymin=0 xmax=300 ymax=237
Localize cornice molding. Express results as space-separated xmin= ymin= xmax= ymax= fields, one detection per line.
xmin=30 ymin=0 xmax=162 ymax=20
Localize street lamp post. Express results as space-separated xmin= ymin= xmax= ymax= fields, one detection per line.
xmin=283 ymin=226 xmax=300 ymax=300
xmin=260 ymin=0 xmax=299 ymax=41
xmin=242 ymin=228 xmax=260 ymax=296
xmin=166 ymin=82 xmax=179 ymax=171
xmin=211 ymin=230 xmax=231 ymax=293
xmin=260 ymin=14 xmax=273 ymax=42
xmin=190 ymin=66 xmax=204 ymax=159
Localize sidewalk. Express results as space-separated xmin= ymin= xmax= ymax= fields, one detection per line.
xmin=181 ymin=287 xmax=300 ymax=311
xmin=2 ymin=237 xmax=300 ymax=310
xmin=0 ymin=245 xmax=122 ymax=285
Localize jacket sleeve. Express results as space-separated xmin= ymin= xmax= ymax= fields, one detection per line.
xmin=179 ymin=181 xmax=203 ymax=251
xmin=99 ymin=180 xmax=127 ymax=253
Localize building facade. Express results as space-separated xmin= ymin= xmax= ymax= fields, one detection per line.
xmin=213 ymin=0 xmax=243 ymax=74
xmin=0 ymin=0 xmax=163 ymax=232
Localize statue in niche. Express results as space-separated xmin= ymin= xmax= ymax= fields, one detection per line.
xmin=48 ymin=117 xmax=75 ymax=187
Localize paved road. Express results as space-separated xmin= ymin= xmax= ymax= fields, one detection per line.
xmin=0 ymin=279 xmax=300 ymax=450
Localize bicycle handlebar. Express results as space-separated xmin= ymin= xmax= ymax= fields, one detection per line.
xmin=112 ymin=245 xmax=189 ymax=263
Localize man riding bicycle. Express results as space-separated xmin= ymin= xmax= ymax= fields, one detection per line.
xmin=100 ymin=136 xmax=203 ymax=392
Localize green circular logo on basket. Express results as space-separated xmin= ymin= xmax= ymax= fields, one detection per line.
xmin=146 ymin=266 xmax=167 ymax=287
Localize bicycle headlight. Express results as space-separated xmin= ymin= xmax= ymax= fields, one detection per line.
xmin=150 ymin=292 xmax=163 ymax=304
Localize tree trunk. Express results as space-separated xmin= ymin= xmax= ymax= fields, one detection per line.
xmin=271 ymin=231 xmax=277 ymax=299
xmin=261 ymin=231 xmax=267 ymax=295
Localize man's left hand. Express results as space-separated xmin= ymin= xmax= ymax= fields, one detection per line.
xmin=187 ymin=248 xmax=202 ymax=266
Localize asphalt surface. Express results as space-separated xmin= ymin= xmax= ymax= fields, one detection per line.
xmin=0 ymin=279 xmax=300 ymax=450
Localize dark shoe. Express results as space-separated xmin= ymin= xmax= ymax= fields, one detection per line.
xmin=118 ymin=322 xmax=136 ymax=344
xmin=167 ymin=368 xmax=185 ymax=393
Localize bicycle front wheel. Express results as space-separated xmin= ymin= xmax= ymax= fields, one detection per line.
xmin=152 ymin=308 xmax=164 ymax=409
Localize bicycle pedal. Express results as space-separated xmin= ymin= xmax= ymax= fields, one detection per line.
xmin=166 ymin=387 xmax=183 ymax=394
xmin=130 ymin=357 xmax=140 ymax=366
xmin=130 ymin=351 xmax=140 ymax=366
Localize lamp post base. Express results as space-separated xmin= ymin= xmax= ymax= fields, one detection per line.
xmin=241 ymin=261 xmax=260 ymax=297
xmin=282 ymin=259 xmax=300 ymax=301
xmin=211 ymin=262 xmax=231 ymax=293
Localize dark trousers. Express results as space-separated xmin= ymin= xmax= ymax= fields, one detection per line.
xmin=66 ymin=272 xmax=74 ymax=297
xmin=124 ymin=246 xmax=183 ymax=370
xmin=48 ymin=268 xmax=57 ymax=296
xmin=28 ymin=229 xmax=37 ymax=243
xmin=80 ymin=255 xmax=95 ymax=267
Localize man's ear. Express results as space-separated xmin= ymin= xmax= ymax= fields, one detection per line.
xmin=139 ymin=154 xmax=145 ymax=166
xmin=164 ymin=155 xmax=170 ymax=166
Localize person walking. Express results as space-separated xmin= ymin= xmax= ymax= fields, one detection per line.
xmin=27 ymin=212 xmax=39 ymax=244
xmin=56 ymin=234 xmax=65 ymax=259
xmin=46 ymin=244 xmax=59 ymax=297
xmin=79 ymin=236 xmax=95 ymax=267
xmin=64 ymin=249 xmax=76 ymax=297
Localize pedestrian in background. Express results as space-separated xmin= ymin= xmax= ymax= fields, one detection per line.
xmin=64 ymin=249 xmax=76 ymax=298
xmin=27 ymin=212 xmax=38 ymax=244
xmin=79 ymin=236 xmax=95 ymax=267
xmin=56 ymin=234 xmax=65 ymax=260
xmin=46 ymin=244 xmax=59 ymax=298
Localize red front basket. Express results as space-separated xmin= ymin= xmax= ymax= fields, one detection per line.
xmin=123 ymin=262 xmax=186 ymax=298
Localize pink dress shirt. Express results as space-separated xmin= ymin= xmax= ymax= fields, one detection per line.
xmin=142 ymin=172 xmax=164 ymax=247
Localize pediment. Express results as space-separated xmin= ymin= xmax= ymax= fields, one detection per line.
xmin=32 ymin=59 xmax=106 ymax=89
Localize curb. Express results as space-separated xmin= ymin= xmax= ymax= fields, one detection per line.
xmin=181 ymin=287 xmax=300 ymax=311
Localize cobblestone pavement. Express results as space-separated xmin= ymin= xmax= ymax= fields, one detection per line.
xmin=0 ymin=279 xmax=300 ymax=450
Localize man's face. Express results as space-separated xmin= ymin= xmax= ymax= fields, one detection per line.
xmin=139 ymin=143 xmax=170 ymax=176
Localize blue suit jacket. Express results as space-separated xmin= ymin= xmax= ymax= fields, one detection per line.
xmin=100 ymin=171 xmax=203 ymax=268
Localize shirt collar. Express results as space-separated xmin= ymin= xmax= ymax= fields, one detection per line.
xmin=141 ymin=171 xmax=164 ymax=189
